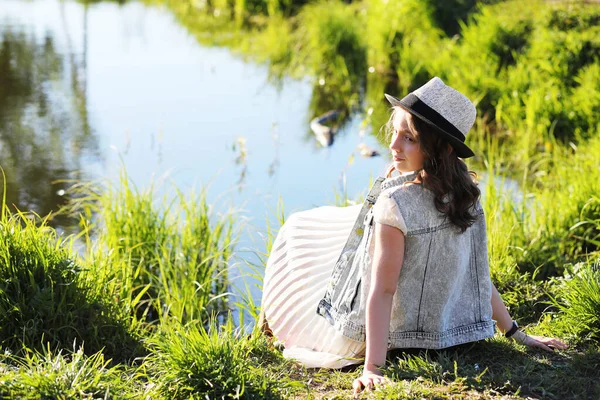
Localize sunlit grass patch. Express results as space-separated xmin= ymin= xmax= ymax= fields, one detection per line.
xmin=249 ymin=15 xmax=295 ymax=80
xmin=287 ymin=339 xmax=599 ymax=399
xmin=294 ymin=0 xmax=367 ymax=116
xmin=545 ymin=257 xmax=600 ymax=345
xmin=365 ymin=0 xmax=441 ymax=95
xmin=66 ymin=171 xmax=236 ymax=326
xmin=519 ymin=136 xmax=600 ymax=278
xmin=148 ymin=318 xmax=306 ymax=399
xmin=0 ymin=345 xmax=156 ymax=399
xmin=478 ymin=130 xmax=600 ymax=276
xmin=370 ymin=339 xmax=599 ymax=400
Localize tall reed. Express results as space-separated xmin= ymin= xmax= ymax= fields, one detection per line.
xmin=65 ymin=171 xmax=235 ymax=326
xmin=546 ymin=257 xmax=600 ymax=344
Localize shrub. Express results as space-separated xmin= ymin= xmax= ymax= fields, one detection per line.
xmin=0 ymin=205 xmax=141 ymax=361
xmin=547 ymin=5 xmax=600 ymax=31
xmin=424 ymin=0 xmax=504 ymax=37
xmin=435 ymin=1 xmax=536 ymax=120
xmin=149 ymin=319 xmax=301 ymax=399
xmin=365 ymin=0 xmax=441 ymax=93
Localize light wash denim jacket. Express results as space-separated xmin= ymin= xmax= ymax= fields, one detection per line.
xmin=317 ymin=172 xmax=496 ymax=349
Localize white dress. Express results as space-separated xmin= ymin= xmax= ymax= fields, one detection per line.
xmin=261 ymin=190 xmax=406 ymax=369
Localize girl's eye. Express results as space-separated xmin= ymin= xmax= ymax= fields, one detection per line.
xmin=404 ymin=135 xmax=414 ymax=143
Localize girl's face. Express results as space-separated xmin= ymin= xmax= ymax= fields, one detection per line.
xmin=390 ymin=108 xmax=425 ymax=173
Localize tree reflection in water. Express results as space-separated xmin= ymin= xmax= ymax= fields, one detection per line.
xmin=0 ymin=8 xmax=99 ymax=230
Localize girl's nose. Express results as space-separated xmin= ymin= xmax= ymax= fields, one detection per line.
xmin=389 ymin=134 xmax=402 ymax=152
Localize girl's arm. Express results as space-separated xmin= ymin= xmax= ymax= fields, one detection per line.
xmin=491 ymin=283 xmax=568 ymax=351
xmin=352 ymin=223 xmax=404 ymax=392
xmin=491 ymin=283 xmax=514 ymax=334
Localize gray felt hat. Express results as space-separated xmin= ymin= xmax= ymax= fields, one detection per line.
xmin=385 ymin=77 xmax=476 ymax=158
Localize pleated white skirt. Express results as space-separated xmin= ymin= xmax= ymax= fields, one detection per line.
xmin=261 ymin=205 xmax=366 ymax=369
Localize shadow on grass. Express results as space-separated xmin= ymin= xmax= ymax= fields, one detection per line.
xmin=383 ymin=339 xmax=600 ymax=399
xmin=0 ymin=282 xmax=147 ymax=365
xmin=0 ymin=208 xmax=147 ymax=365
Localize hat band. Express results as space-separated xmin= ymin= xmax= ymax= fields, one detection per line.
xmin=400 ymin=93 xmax=466 ymax=142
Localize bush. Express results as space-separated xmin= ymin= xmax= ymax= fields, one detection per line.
xmin=424 ymin=0 xmax=504 ymax=37
xmin=0 ymin=206 xmax=141 ymax=361
xmin=547 ymin=6 xmax=600 ymax=31
xmin=435 ymin=1 xmax=536 ymax=120
xmin=149 ymin=319 xmax=301 ymax=399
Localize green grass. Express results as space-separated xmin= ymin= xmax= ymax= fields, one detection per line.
xmin=147 ymin=318 xmax=305 ymax=399
xmin=374 ymin=340 xmax=600 ymax=399
xmin=1 ymin=159 xmax=599 ymax=399
xmin=65 ymin=171 xmax=235 ymax=326
xmin=0 ymin=200 xmax=142 ymax=362
xmin=0 ymin=345 xmax=156 ymax=399
xmin=546 ymin=257 xmax=600 ymax=345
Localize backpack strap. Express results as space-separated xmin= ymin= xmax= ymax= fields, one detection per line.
xmin=317 ymin=177 xmax=385 ymax=321
xmin=339 ymin=177 xmax=385 ymax=256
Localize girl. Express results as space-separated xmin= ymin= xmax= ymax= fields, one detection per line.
xmin=260 ymin=77 xmax=567 ymax=393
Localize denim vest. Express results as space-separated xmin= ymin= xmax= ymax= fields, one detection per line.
xmin=316 ymin=172 xmax=495 ymax=349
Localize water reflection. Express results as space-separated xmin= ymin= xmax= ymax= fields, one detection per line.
xmin=267 ymin=122 xmax=280 ymax=177
xmin=0 ymin=0 xmax=393 ymax=243
xmin=309 ymin=110 xmax=339 ymax=147
xmin=149 ymin=0 xmax=417 ymax=162
xmin=232 ymin=136 xmax=248 ymax=190
xmin=0 ymin=6 xmax=98 ymax=229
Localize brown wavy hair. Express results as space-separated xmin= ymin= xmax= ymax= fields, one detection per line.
xmin=384 ymin=107 xmax=481 ymax=232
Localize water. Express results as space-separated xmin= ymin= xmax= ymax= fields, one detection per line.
xmin=0 ymin=0 xmax=389 ymax=306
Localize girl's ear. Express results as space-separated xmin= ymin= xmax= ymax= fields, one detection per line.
xmin=447 ymin=144 xmax=454 ymax=154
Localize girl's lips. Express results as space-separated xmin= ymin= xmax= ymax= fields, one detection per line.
xmin=393 ymin=156 xmax=405 ymax=161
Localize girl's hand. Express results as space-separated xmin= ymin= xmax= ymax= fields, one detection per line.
xmin=512 ymin=330 xmax=569 ymax=352
xmin=352 ymin=368 xmax=391 ymax=394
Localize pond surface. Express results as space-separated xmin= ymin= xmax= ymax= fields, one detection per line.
xmin=0 ymin=0 xmax=389 ymax=305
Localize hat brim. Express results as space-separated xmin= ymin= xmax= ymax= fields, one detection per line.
xmin=385 ymin=93 xmax=475 ymax=158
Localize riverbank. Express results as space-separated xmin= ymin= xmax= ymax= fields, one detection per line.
xmin=0 ymin=140 xmax=599 ymax=398
xmin=1 ymin=0 xmax=599 ymax=398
